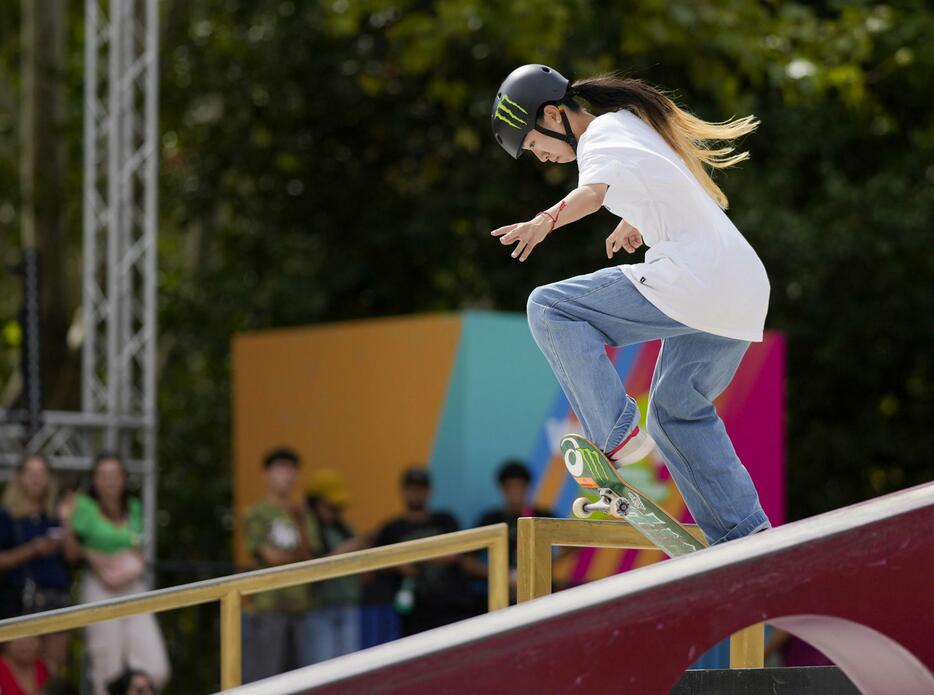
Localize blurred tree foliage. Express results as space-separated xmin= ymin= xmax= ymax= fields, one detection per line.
xmin=155 ymin=0 xmax=932 ymax=529
xmin=1 ymin=0 xmax=933 ymax=690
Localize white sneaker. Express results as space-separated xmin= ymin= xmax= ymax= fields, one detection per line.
xmin=607 ymin=426 xmax=656 ymax=466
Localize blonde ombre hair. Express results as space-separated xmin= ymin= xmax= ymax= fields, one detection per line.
xmin=2 ymin=453 xmax=59 ymax=519
xmin=567 ymin=74 xmax=758 ymax=209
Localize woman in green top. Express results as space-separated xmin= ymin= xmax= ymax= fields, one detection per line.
xmin=62 ymin=453 xmax=170 ymax=695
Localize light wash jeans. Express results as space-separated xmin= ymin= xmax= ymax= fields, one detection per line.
xmin=527 ymin=267 xmax=770 ymax=545
xmin=303 ymin=605 xmax=361 ymax=665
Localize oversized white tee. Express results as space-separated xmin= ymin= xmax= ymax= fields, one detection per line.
xmin=576 ymin=110 xmax=770 ymax=342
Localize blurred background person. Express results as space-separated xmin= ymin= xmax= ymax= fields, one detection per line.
xmin=242 ymin=448 xmax=321 ymax=682
xmin=105 ymin=668 xmax=157 ymax=695
xmin=466 ymin=459 xmax=555 ymax=603
xmin=0 ymin=636 xmax=49 ymax=695
xmin=63 ymin=453 xmax=169 ymax=695
xmin=369 ymin=467 xmax=478 ymax=637
xmin=0 ymin=453 xmax=72 ymax=675
xmin=303 ymin=469 xmax=361 ymax=664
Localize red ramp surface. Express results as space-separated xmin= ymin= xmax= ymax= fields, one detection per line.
xmin=225 ymin=482 xmax=934 ymax=695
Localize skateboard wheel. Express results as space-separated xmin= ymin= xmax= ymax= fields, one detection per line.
xmin=572 ymin=497 xmax=593 ymax=519
xmin=610 ymin=498 xmax=629 ymax=518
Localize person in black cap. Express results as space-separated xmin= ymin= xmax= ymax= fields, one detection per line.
xmin=467 ymin=460 xmax=554 ymax=602
xmin=488 ymin=65 xmax=772 ymax=547
xmin=368 ymin=467 xmax=477 ymax=636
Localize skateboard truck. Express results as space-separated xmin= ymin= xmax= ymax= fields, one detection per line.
xmin=572 ymin=488 xmax=630 ymax=519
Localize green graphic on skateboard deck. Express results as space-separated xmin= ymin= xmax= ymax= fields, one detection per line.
xmin=560 ymin=433 xmax=707 ymax=557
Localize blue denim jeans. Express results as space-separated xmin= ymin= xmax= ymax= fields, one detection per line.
xmin=527 ymin=267 xmax=770 ymax=545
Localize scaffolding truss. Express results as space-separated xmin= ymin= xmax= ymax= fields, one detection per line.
xmin=0 ymin=0 xmax=159 ymax=560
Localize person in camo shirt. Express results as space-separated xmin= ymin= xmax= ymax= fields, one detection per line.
xmin=242 ymin=448 xmax=322 ymax=683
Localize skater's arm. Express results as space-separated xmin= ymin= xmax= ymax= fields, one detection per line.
xmin=541 ymin=183 xmax=608 ymax=232
xmin=490 ymin=183 xmax=608 ymax=262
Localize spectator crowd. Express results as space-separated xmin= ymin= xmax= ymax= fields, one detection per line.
xmin=0 ymin=446 xmax=555 ymax=690
xmin=239 ymin=447 xmax=554 ymax=683
xmin=0 ymin=452 xmax=167 ymax=695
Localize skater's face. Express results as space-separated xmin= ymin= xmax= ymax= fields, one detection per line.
xmin=266 ymin=460 xmax=298 ymax=497
xmin=521 ymin=105 xmax=577 ymax=164
xmin=500 ymin=477 xmax=529 ymax=510
xmin=402 ymin=482 xmax=430 ymax=512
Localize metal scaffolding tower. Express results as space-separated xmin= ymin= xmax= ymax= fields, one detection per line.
xmin=0 ymin=0 xmax=160 ymax=561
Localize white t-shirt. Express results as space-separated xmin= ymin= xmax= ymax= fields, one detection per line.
xmin=576 ymin=110 xmax=770 ymax=342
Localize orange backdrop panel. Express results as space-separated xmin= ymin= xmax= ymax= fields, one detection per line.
xmin=232 ymin=314 xmax=462 ymax=565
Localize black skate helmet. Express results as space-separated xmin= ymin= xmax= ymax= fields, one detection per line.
xmin=491 ymin=64 xmax=577 ymax=159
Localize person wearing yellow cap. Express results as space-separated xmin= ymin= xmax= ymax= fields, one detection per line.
xmin=302 ymin=469 xmax=360 ymax=664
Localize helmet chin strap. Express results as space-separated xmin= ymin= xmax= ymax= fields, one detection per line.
xmin=533 ymin=104 xmax=578 ymax=153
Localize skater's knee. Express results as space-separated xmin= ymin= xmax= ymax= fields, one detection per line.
xmin=527 ymin=284 xmax=552 ymax=313
xmin=646 ymin=392 xmax=684 ymax=440
xmin=527 ymin=285 xmax=556 ymax=329
xmin=649 ymin=386 xmax=713 ymax=430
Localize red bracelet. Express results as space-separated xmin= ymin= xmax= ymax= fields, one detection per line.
xmin=537 ymin=200 xmax=567 ymax=233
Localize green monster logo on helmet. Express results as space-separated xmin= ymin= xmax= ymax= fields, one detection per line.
xmin=494 ymin=94 xmax=529 ymax=130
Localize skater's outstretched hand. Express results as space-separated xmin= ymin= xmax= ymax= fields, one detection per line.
xmin=490 ymin=214 xmax=552 ymax=262
xmin=491 ymin=185 xmax=608 ymax=262
xmin=606 ymin=219 xmax=643 ymax=259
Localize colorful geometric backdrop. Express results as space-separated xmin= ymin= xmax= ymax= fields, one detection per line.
xmin=232 ymin=311 xmax=785 ymax=573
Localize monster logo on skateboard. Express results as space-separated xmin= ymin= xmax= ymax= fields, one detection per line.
xmin=560 ymin=433 xmax=706 ymax=557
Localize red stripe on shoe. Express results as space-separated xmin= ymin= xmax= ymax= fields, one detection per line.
xmin=607 ymin=426 xmax=640 ymax=458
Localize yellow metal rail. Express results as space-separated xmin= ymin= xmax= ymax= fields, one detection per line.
xmin=516 ymin=517 xmax=764 ymax=668
xmin=0 ymin=523 xmax=509 ymax=690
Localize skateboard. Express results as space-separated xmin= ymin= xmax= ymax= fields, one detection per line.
xmin=561 ymin=433 xmax=707 ymax=557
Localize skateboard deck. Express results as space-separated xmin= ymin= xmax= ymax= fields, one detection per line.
xmin=560 ymin=433 xmax=707 ymax=557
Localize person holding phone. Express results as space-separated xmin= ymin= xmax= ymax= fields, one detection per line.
xmin=0 ymin=453 xmax=73 ymax=676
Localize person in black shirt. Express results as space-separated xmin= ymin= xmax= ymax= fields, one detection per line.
xmin=370 ymin=467 xmax=478 ymax=636
xmin=470 ymin=459 xmax=555 ymax=601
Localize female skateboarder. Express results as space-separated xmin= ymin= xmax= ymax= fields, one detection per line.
xmin=490 ymin=65 xmax=770 ymax=544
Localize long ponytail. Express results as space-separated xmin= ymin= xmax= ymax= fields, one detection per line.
xmin=567 ymin=74 xmax=757 ymax=209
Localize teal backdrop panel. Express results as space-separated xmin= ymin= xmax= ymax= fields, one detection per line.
xmin=429 ymin=311 xmax=558 ymax=527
